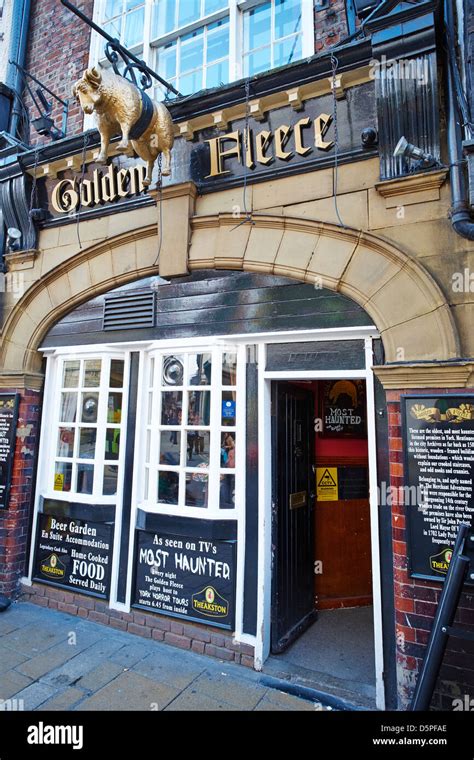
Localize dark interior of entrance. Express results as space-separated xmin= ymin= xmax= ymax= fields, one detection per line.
xmin=269 ymin=379 xmax=376 ymax=706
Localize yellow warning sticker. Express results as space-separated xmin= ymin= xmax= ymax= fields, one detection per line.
xmin=316 ymin=467 xmax=338 ymax=501
xmin=54 ymin=473 xmax=64 ymax=491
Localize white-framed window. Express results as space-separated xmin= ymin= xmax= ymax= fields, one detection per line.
xmin=50 ymin=356 xmax=128 ymax=499
xmin=142 ymin=347 xmax=239 ymax=513
xmin=243 ymin=0 xmax=303 ymax=76
xmin=90 ymin=0 xmax=315 ymax=98
xmin=102 ymin=0 xmax=146 ymax=48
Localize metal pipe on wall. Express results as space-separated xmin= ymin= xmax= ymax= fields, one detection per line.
xmin=5 ymin=0 xmax=32 ymax=139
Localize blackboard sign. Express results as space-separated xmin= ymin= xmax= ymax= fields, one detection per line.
xmin=319 ymin=380 xmax=367 ymax=438
xmin=0 ymin=394 xmax=20 ymax=509
xmin=402 ymin=395 xmax=474 ymax=583
xmin=34 ymin=513 xmax=114 ymax=598
xmin=133 ymin=529 xmax=236 ymax=629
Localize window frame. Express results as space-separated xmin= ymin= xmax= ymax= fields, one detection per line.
xmin=139 ymin=343 xmax=243 ymax=518
xmin=41 ymin=351 xmax=130 ymax=505
xmin=89 ymin=0 xmax=315 ymax=98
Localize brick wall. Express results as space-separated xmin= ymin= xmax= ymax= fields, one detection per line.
xmin=0 ymin=388 xmax=42 ymax=597
xmin=21 ymin=581 xmax=255 ymax=667
xmin=24 ymin=0 xmax=94 ymax=144
xmin=387 ymin=388 xmax=474 ymax=711
xmin=314 ymin=0 xmax=351 ymax=52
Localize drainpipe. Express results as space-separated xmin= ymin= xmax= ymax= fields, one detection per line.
xmin=445 ymin=0 xmax=474 ymax=240
xmin=5 ymin=0 xmax=32 ymax=139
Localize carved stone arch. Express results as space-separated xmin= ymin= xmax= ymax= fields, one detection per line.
xmin=0 ymin=214 xmax=459 ymax=375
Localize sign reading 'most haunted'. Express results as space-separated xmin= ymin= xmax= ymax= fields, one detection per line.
xmin=402 ymin=395 xmax=474 ymax=583
xmin=134 ymin=529 xmax=236 ymax=629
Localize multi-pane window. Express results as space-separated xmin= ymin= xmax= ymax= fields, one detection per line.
xmin=153 ymin=0 xmax=228 ymax=36
xmin=143 ymin=349 xmax=237 ymax=511
xmin=243 ymin=0 xmax=303 ymax=76
xmin=154 ymin=17 xmax=229 ymax=98
xmin=53 ymin=357 xmax=126 ymax=498
xmin=103 ymin=0 xmax=145 ymax=48
xmin=93 ymin=0 xmax=312 ymax=99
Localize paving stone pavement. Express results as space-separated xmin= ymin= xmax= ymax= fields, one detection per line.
xmin=0 ymin=602 xmax=329 ymax=712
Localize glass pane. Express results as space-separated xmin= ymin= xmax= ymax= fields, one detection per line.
xmin=159 ymin=42 xmax=177 ymax=80
xmin=60 ymin=392 xmax=77 ymax=423
xmin=154 ymin=0 xmax=176 ymax=36
xmin=103 ymin=465 xmax=118 ymax=495
xmin=244 ymin=2 xmax=271 ymax=52
xmin=179 ymin=69 xmax=203 ymax=95
xmin=110 ymin=359 xmax=124 ymax=388
xmin=144 ymin=467 xmax=149 ymax=500
xmin=244 ymin=46 xmax=271 ymax=76
xmin=178 ymin=0 xmax=200 ymax=27
xmin=105 ymin=428 xmax=121 ymax=460
xmin=188 ymin=390 xmax=210 ymax=425
xmin=161 ymin=391 xmax=183 ymax=425
xmin=149 ymin=357 xmax=155 ymax=388
xmin=105 ymin=0 xmax=122 ymax=19
xmin=124 ymin=7 xmax=144 ymax=46
xmin=83 ymin=360 xmax=101 ymax=387
xmin=180 ymin=28 xmax=204 ymax=73
xmin=126 ymin=0 xmax=143 ymax=9
xmin=185 ymin=470 xmax=208 ymax=507
xmin=158 ymin=470 xmax=179 ymax=505
xmin=162 ymin=355 xmax=184 ymax=385
xmin=107 ymin=392 xmax=123 ymax=423
xmin=147 ymin=392 xmax=153 ymax=425
xmin=275 ymin=0 xmax=302 ymax=40
xmin=273 ymin=35 xmax=301 ymax=67
xmin=220 ymin=473 xmax=235 ymax=509
xmin=79 ymin=428 xmax=97 ymax=459
xmin=160 ymin=431 xmax=181 ymax=465
xmin=81 ymin=393 xmax=99 ymax=424
xmin=186 ymin=430 xmax=210 ymax=466
xmin=207 ymin=19 xmax=229 ymax=63
xmin=205 ymin=0 xmax=227 ymax=14
xmin=54 ymin=462 xmax=72 ymax=492
xmin=206 ymin=59 xmax=228 ymax=89
xmin=221 ymin=431 xmax=236 ymax=467
xmin=57 ymin=427 xmax=75 ymax=458
xmin=222 ymin=391 xmax=236 ymax=426
xmin=62 ymin=361 xmax=80 ymax=388
xmin=222 ymin=353 xmax=237 ymax=385
xmin=104 ymin=18 xmax=122 ymax=38
xmin=187 ymin=353 xmax=212 ymax=385
xmin=77 ymin=463 xmax=94 ymax=495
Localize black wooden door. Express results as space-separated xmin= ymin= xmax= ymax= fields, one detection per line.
xmin=271 ymin=382 xmax=316 ymax=653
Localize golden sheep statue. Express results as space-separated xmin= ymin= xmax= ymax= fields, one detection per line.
xmin=73 ymin=67 xmax=174 ymax=186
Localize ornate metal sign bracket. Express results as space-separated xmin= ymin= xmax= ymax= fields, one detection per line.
xmin=60 ymin=0 xmax=181 ymax=98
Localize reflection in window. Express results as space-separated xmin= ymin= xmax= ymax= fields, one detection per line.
xmin=81 ymin=393 xmax=99 ymax=424
xmin=160 ymin=431 xmax=181 ymax=465
xmin=79 ymin=428 xmax=97 ymax=459
xmin=185 ymin=469 xmax=208 ymax=508
xmin=188 ymin=390 xmax=211 ymax=425
xmin=222 ymin=390 xmax=236 ymax=426
xmin=105 ymin=429 xmax=121 ymax=460
xmin=221 ymin=431 xmax=235 ymax=467
xmin=220 ymin=474 xmax=235 ymax=509
xmin=186 ymin=430 xmax=210 ymax=466
xmin=54 ymin=462 xmax=72 ymax=492
xmin=103 ymin=465 xmax=118 ymax=496
xmin=62 ymin=361 xmax=80 ymax=388
xmin=161 ymin=391 xmax=183 ymax=425
xmin=158 ymin=470 xmax=179 ymax=505
xmin=77 ymin=463 xmax=94 ymax=495
xmin=57 ymin=427 xmax=75 ymax=458
xmin=243 ymin=0 xmax=302 ymax=77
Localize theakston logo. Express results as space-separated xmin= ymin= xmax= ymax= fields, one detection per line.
xmin=192 ymin=585 xmax=229 ymax=617
xmin=430 ymin=547 xmax=453 ymax=575
xmin=27 ymin=722 xmax=83 ymax=750
xmin=40 ymin=552 xmax=66 ymax=579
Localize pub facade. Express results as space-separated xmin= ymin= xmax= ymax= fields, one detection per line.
xmin=1 ymin=0 xmax=474 ymax=711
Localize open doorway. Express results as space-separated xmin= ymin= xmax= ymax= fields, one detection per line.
xmin=268 ymin=379 xmax=376 ymax=706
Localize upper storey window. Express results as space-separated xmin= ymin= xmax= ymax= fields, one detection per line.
xmin=92 ymin=0 xmax=314 ymax=98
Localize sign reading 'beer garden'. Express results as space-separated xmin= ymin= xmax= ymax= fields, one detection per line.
xmin=402 ymin=395 xmax=474 ymax=583
xmin=134 ymin=529 xmax=236 ymax=629
xmin=34 ymin=512 xmax=113 ymax=598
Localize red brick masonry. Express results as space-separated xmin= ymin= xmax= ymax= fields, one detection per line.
xmin=21 ymin=582 xmax=255 ymax=668
xmin=387 ymin=388 xmax=474 ymax=710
